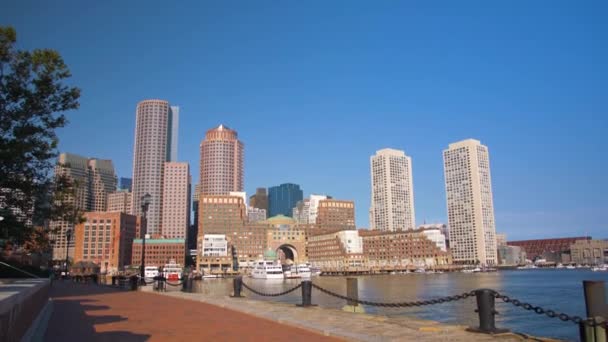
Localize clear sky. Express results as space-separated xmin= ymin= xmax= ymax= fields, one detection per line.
xmin=3 ymin=1 xmax=607 ymax=240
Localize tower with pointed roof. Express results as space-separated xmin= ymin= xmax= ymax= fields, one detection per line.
xmin=199 ymin=124 xmax=244 ymax=195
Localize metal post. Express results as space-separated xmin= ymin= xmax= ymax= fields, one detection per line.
xmin=467 ymin=289 xmax=508 ymax=334
xmin=346 ymin=277 xmax=358 ymax=306
xmin=230 ymin=276 xmax=243 ymax=297
xmin=139 ymin=193 xmax=151 ymax=286
xmin=297 ymin=280 xmax=315 ymax=307
xmin=581 ymin=281 xmax=607 ymax=342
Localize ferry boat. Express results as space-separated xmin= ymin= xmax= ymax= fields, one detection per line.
xmin=251 ymin=260 xmax=284 ymax=279
xmin=163 ymin=260 xmax=183 ymax=281
xmin=144 ymin=266 xmax=159 ymax=280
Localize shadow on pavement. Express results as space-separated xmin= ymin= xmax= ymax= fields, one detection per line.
xmin=45 ymin=282 xmax=150 ymax=341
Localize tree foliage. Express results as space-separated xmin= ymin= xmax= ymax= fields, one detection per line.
xmin=0 ymin=26 xmax=80 ymax=244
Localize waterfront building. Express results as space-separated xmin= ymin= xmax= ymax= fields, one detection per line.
xmin=420 ymin=228 xmax=447 ymax=252
xmin=107 ymin=191 xmax=132 ymax=214
xmin=249 ymin=188 xmax=268 ymax=211
xmin=307 ymin=230 xmax=365 ymax=268
xmin=265 ymin=215 xmax=307 ymax=264
xmin=418 ymin=223 xmax=449 ymax=247
xmin=247 ymin=207 xmax=267 ymax=223
xmin=74 ymin=212 xmax=137 ymax=274
xmin=268 ymin=183 xmax=303 ymax=217
xmin=315 ymin=199 xmax=356 ymax=234
xmin=51 ymin=153 xmax=117 ymax=261
xmin=567 ymin=239 xmax=608 ymax=265
xmin=443 ymin=139 xmax=498 ymax=265
xmin=199 ymin=234 xmax=232 ymax=272
xmin=132 ymin=99 xmax=179 ymax=235
xmin=197 ymin=194 xmax=266 ymax=269
xmin=132 ymin=238 xmax=185 ymax=267
xmin=293 ymin=194 xmax=328 ymax=224
xmin=370 ymin=148 xmax=416 ymax=231
xmin=508 ymin=237 xmax=590 ymax=261
xmin=360 ymin=229 xmax=451 ymax=267
xmin=119 ymin=177 xmax=132 ymax=192
xmin=497 ymin=245 xmax=526 ymax=266
xmin=496 ymin=233 xmax=507 ymax=246
xmin=199 ymin=125 xmax=244 ymax=195
xmin=161 ymin=162 xmax=191 ymax=239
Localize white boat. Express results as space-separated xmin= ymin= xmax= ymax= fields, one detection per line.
xmin=566 ymin=265 xmax=576 ymax=270
xmin=309 ymin=265 xmax=322 ymax=276
xmin=144 ymin=266 xmax=159 ymax=280
xmin=293 ymin=264 xmax=311 ymax=278
xmin=591 ymin=265 xmax=607 ymax=272
xmin=251 ymin=260 xmax=284 ymax=279
xmin=414 ymin=268 xmax=426 ymax=273
xmin=163 ymin=260 xmax=183 ymax=281
xmin=517 ymin=264 xmax=537 ymax=270
xmin=556 ymin=263 xmax=565 ymax=269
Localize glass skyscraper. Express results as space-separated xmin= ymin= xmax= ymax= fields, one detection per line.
xmin=119 ymin=177 xmax=132 ymax=191
xmin=268 ymin=183 xmax=303 ymax=217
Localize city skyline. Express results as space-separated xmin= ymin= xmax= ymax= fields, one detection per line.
xmin=4 ymin=2 xmax=606 ymax=240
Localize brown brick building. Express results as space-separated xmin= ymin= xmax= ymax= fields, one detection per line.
xmin=74 ymin=212 xmax=137 ymax=273
xmin=360 ymin=229 xmax=451 ymax=267
xmin=315 ymin=199 xmax=356 ymax=234
xmin=132 ymin=238 xmax=186 ymax=267
xmin=508 ymin=237 xmax=590 ymax=261
xmin=197 ymin=195 xmax=267 ymax=269
xmin=307 ymin=230 xmax=365 ymax=268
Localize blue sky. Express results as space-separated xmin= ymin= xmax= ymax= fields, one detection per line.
xmin=3 ymin=1 xmax=607 ymax=240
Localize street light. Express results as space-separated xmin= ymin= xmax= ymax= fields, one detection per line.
xmin=65 ymin=227 xmax=73 ymax=277
xmin=140 ymin=193 xmax=152 ymax=284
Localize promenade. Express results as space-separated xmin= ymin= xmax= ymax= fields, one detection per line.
xmin=40 ymin=280 xmax=561 ymax=341
xmin=44 ymin=281 xmax=341 ymax=341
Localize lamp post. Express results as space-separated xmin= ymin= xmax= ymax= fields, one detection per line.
xmin=140 ymin=193 xmax=152 ymax=284
xmin=65 ymin=227 xmax=73 ymax=277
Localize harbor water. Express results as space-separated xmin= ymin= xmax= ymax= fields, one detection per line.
xmin=188 ymin=269 xmax=608 ymax=341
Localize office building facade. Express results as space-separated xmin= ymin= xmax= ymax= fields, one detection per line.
xmin=131 ymin=99 xmax=179 ymax=235
xmin=443 ymin=139 xmax=497 ymax=265
xmin=161 ymin=162 xmax=190 ymax=239
xmin=370 ymin=148 xmax=416 ymax=231
xmin=199 ymin=125 xmax=244 ymax=195
xmin=268 ymin=183 xmax=303 ymax=217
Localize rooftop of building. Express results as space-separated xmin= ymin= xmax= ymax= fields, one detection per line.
xmin=265 ymin=215 xmax=296 ymax=225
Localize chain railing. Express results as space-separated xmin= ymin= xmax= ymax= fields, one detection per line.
xmin=229 ymin=277 xmax=607 ymax=340
xmin=242 ymin=281 xmax=303 ymax=297
xmin=312 ymin=283 xmax=475 ymax=308
xmin=495 ymin=292 xmax=608 ymax=330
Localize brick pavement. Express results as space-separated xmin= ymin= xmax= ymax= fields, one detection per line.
xmin=44 ymin=281 xmax=342 ymax=341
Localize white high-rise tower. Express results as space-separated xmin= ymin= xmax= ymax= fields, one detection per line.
xmin=131 ymin=99 xmax=179 ymax=235
xmin=443 ymin=139 xmax=497 ymax=265
xmin=370 ymin=148 xmax=416 ymax=231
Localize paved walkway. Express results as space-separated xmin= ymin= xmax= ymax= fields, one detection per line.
xmin=45 ymin=281 xmax=342 ymax=341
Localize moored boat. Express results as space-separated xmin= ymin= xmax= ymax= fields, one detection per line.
xmin=251 ymin=260 xmax=284 ymax=279
xmin=163 ymin=260 xmax=182 ymax=281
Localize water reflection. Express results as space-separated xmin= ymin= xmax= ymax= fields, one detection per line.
xmin=185 ymin=270 xmax=608 ymax=341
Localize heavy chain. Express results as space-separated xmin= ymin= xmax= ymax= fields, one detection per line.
xmin=241 ymin=282 xmax=303 ymax=297
xmin=494 ymin=293 xmax=607 ymax=329
xmin=311 ymin=283 xmax=475 ymax=308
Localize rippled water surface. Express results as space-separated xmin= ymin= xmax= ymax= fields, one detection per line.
xmin=185 ymin=270 xmax=608 ymax=341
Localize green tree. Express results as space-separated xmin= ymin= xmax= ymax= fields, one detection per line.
xmin=0 ymin=26 xmax=80 ymax=245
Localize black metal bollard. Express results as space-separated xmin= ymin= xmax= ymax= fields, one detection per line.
xmin=111 ymin=276 xmax=116 ymax=286
xmin=129 ymin=275 xmax=138 ymax=291
xmin=580 ymin=280 xmax=607 ymax=342
xmin=467 ymin=289 xmax=508 ymax=334
xmin=231 ymin=276 xmax=243 ymax=297
xmin=297 ymin=280 xmax=315 ymax=307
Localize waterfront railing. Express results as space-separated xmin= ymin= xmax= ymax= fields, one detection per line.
xmin=230 ymin=276 xmax=607 ymax=342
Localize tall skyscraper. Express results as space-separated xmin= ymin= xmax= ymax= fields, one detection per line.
xmin=161 ymin=162 xmax=191 ymax=239
xmin=199 ymin=125 xmax=243 ymax=195
xmin=119 ymin=177 xmax=132 ymax=191
xmin=189 ymin=183 xmax=201 ymax=250
xmin=370 ymin=148 xmax=416 ymax=231
xmin=131 ymin=99 xmax=179 ymax=235
xmin=249 ymin=188 xmax=268 ymax=211
xmin=268 ymin=183 xmax=303 ymax=217
xmin=51 ymin=153 xmax=117 ymax=260
xmin=443 ymin=139 xmax=498 ymax=265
